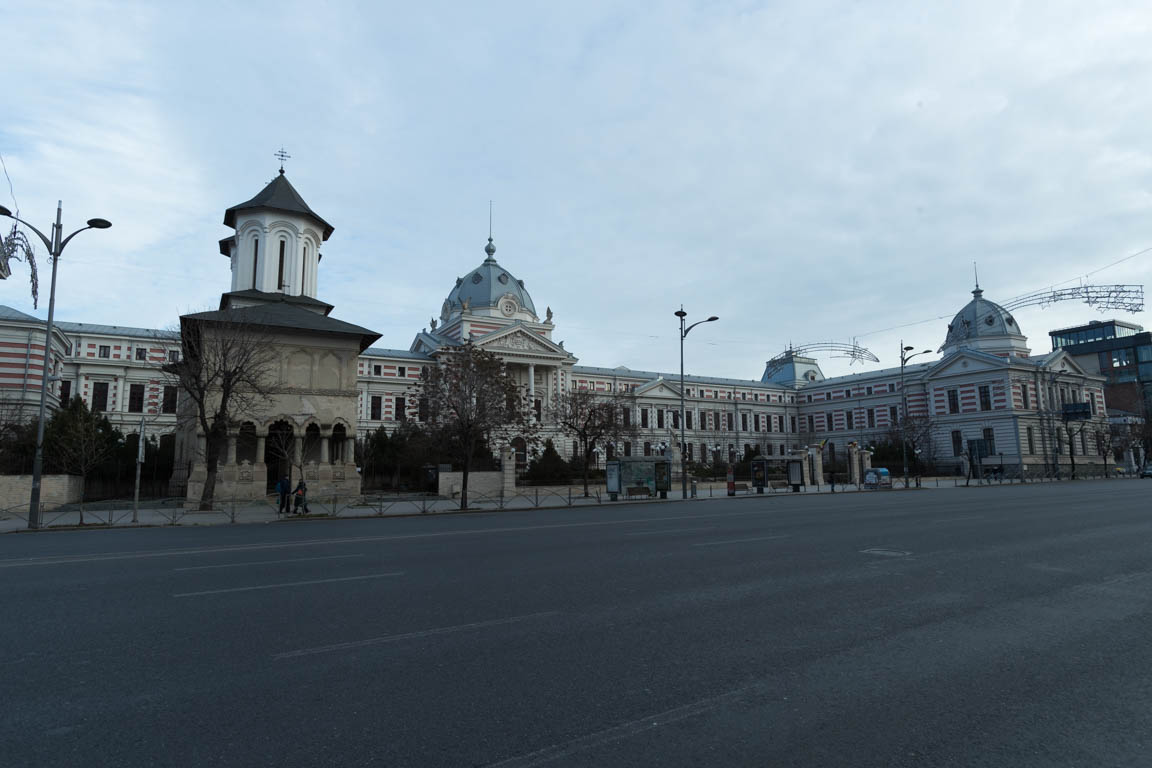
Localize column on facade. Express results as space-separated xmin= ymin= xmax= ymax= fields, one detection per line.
xmin=320 ymin=436 xmax=330 ymax=464
xmin=528 ymin=363 xmax=536 ymax=420
xmin=256 ymin=434 xmax=266 ymax=464
xmin=292 ymin=435 xmax=301 ymax=466
xmin=197 ymin=434 xmax=207 ymax=460
xmin=226 ymin=434 xmax=237 ymax=466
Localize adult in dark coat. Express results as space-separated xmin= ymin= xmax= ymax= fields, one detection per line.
xmin=276 ymin=475 xmax=291 ymax=515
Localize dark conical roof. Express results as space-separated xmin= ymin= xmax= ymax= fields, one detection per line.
xmin=223 ymin=171 xmax=334 ymax=240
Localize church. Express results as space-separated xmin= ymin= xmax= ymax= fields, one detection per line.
xmin=0 ymin=170 xmax=1112 ymax=501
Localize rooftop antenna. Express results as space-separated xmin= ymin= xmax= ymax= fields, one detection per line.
xmin=484 ymin=200 xmax=496 ymax=260
xmin=274 ymin=147 xmax=291 ymax=175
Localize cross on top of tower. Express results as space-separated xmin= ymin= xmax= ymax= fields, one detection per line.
xmin=274 ymin=147 xmax=291 ymax=174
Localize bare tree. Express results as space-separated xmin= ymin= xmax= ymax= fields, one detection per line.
xmin=164 ymin=314 xmax=277 ymax=511
xmin=414 ymin=343 xmax=535 ymax=509
xmin=44 ymin=396 xmax=122 ymax=521
xmin=551 ymin=388 xmax=638 ymax=496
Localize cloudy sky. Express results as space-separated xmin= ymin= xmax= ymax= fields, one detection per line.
xmin=2 ymin=0 xmax=1150 ymax=380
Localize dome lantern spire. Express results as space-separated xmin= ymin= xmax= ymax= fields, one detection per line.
xmin=484 ymin=200 xmax=497 ymax=262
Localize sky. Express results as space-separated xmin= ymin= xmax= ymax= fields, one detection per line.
xmin=2 ymin=0 xmax=1151 ymax=381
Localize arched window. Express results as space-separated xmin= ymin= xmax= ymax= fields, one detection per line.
xmin=251 ymin=238 xmax=259 ymax=289
xmin=302 ymin=245 xmax=308 ymax=294
xmin=277 ymin=239 xmax=286 ymax=289
xmin=331 ymin=424 xmax=346 ymax=463
xmin=304 ymin=423 xmax=322 ymax=463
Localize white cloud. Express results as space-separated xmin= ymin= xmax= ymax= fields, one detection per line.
xmin=2 ymin=0 xmax=1149 ymax=378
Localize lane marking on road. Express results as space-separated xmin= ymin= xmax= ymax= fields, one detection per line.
xmin=0 ymin=510 xmax=771 ymax=568
xmin=860 ymin=548 xmax=911 ymax=557
xmin=173 ymin=572 xmax=404 ymax=597
xmin=624 ymin=527 xmax=713 ymax=537
xmin=484 ymin=684 xmax=750 ymax=767
xmin=173 ymin=554 xmax=365 ymax=571
xmin=933 ymin=516 xmax=984 ymax=523
xmin=274 ymin=610 xmax=560 ymax=659
xmin=693 ymin=534 xmax=790 ymax=547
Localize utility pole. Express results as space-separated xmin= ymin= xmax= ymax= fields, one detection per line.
xmin=132 ymin=416 xmax=145 ymax=523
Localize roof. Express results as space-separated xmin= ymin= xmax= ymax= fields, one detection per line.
xmin=223 ymin=172 xmax=334 ymax=240
xmin=942 ymin=288 xmax=1025 ymax=349
xmin=362 ymin=347 xmax=433 ymax=360
xmin=805 ymin=360 xmax=936 ymax=387
xmin=0 ymin=305 xmax=43 ymax=323
xmin=219 ymin=289 xmax=334 ymax=314
xmin=572 ymin=364 xmax=787 ymax=390
xmin=443 ymin=241 xmax=537 ymax=318
xmin=56 ymin=319 xmax=178 ymax=339
xmin=181 ymin=303 xmax=380 ymax=352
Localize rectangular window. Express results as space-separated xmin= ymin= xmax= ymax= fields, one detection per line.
xmin=726 ymin=413 xmax=733 ymax=431
xmin=672 ymin=411 xmax=679 ymax=429
xmin=790 ymin=416 xmax=796 ymax=433
xmin=866 ymin=386 xmax=873 ymax=396
xmin=370 ymin=396 xmax=382 ymax=420
xmin=685 ymin=411 xmax=693 ymax=430
xmin=657 ymin=409 xmax=664 ymax=429
xmin=252 ymin=238 xmax=259 ymax=288
xmin=59 ymin=380 xmax=72 ymax=403
xmin=643 ymin=442 xmax=651 ymax=457
xmin=395 ymin=397 xmax=406 ymax=421
xmin=807 ymin=415 xmax=814 ymax=433
xmin=168 ymin=350 xmax=179 ymax=363
xmin=1021 ymin=384 xmax=1030 ymax=410
xmin=420 ymin=397 xmax=430 ymax=422
xmin=1027 ymin=426 xmax=1035 ymax=454
xmin=948 ymin=389 xmax=959 ymax=414
xmin=92 ymin=382 xmax=109 ymax=412
xmin=128 ymin=383 xmax=145 ymax=413
xmin=951 ymin=430 xmax=963 ymax=457
xmin=845 ymin=410 xmax=854 ymax=430
xmin=867 ymin=408 xmax=875 ymax=428
xmin=889 ymin=405 xmax=898 ymax=424
xmin=979 ymin=385 xmax=992 ymax=411
xmin=844 ymin=389 xmax=851 ymax=398
xmin=162 ymin=385 xmax=178 ymax=414
xmin=741 ymin=413 xmax=748 ymax=431
xmin=397 ymin=366 xmax=407 ymax=378
xmin=641 ymin=409 xmax=649 ymax=428
xmin=624 ymin=441 xmax=632 ymax=457
xmin=99 ymin=345 xmax=110 ymax=359
xmin=373 ymin=365 xmax=381 ymax=376
xmin=686 ymin=444 xmax=693 ymax=461
xmin=983 ymin=427 xmax=996 ymax=456
xmin=135 ymin=347 xmax=147 ymax=361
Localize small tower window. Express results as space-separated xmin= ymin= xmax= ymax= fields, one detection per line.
xmin=277 ymin=240 xmax=286 ymax=289
xmin=251 ymin=238 xmax=259 ymax=289
xmin=302 ymin=245 xmax=308 ymax=294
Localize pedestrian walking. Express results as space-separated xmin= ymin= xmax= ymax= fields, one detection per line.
xmin=293 ymin=479 xmax=310 ymax=515
xmin=276 ymin=475 xmax=292 ymax=515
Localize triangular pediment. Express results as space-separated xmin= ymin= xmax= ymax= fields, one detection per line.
xmin=631 ymin=377 xmax=682 ymax=398
xmin=923 ymin=349 xmax=1010 ymax=380
xmin=1037 ymin=349 xmax=1091 ymax=377
xmin=475 ymin=326 xmax=569 ymax=357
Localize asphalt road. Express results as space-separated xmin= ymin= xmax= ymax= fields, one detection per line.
xmin=2 ymin=482 xmax=1151 ymax=767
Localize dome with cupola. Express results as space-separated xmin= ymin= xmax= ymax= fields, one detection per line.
xmin=940 ymin=287 xmax=1030 ymax=357
xmin=440 ymin=238 xmax=539 ymax=323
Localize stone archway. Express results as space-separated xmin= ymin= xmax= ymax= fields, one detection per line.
xmin=265 ymin=420 xmax=295 ymax=491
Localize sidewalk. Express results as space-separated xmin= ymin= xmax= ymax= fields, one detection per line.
xmin=0 ymin=479 xmax=971 ymax=533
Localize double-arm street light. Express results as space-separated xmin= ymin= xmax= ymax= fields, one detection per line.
xmin=675 ymin=307 xmax=718 ymax=499
xmin=898 ymin=340 xmax=932 ymax=489
xmin=0 ymin=202 xmax=111 ymax=529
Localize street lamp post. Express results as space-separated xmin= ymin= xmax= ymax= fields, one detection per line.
xmin=0 ymin=202 xmax=111 ymax=529
xmin=675 ymin=308 xmax=718 ymax=500
xmin=898 ymin=340 xmax=932 ymax=489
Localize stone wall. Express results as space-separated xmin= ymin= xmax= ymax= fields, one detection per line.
xmin=438 ymin=471 xmax=505 ymax=500
xmin=0 ymin=475 xmax=84 ymax=511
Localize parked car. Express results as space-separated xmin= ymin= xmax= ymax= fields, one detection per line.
xmin=1141 ymin=463 xmax=1152 ymax=479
